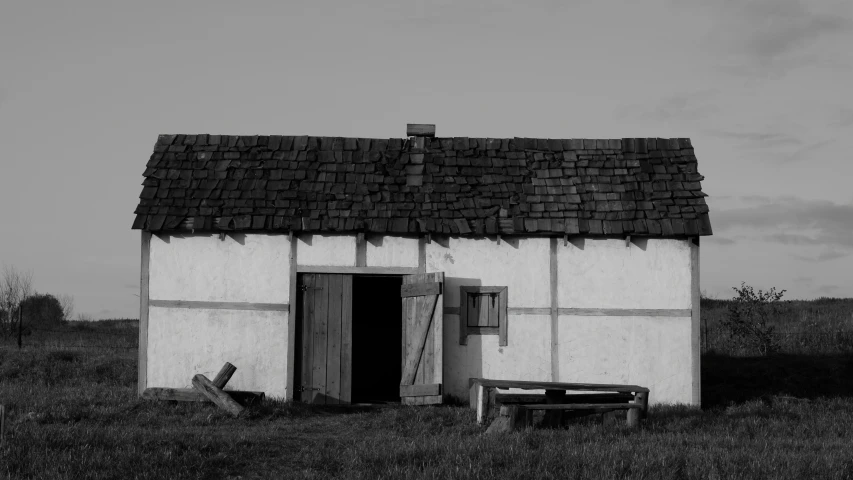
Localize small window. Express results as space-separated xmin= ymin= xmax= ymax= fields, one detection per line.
xmin=459 ymin=286 xmax=507 ymax=346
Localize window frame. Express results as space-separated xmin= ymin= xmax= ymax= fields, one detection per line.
xmin=459 ymin=286 xmax=508 ymax=346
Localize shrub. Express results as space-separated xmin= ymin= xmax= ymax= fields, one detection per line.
xmin=721 ymin=282 xmax=786 ymax=356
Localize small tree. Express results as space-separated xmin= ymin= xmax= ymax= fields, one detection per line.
xmin=58 ymin=294 xmax=75 ymax=322
xmin=20 ymin=293 xmax=64 ymax=327
xmin=722 ymin=282 xmax=786 ymax=356
xmin=0 ymin=265 xmax=33 ymax=336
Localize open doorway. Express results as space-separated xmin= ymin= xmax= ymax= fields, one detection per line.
xmin=351 ymin=275 xmax=403 ymax=403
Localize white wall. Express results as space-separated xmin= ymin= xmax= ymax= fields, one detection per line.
xmin=429 ymin=237 xmax=696 ymax=405
xmin=146 ymin=233 xmax=291 ymax=398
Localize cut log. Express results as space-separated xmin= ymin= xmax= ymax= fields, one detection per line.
xmin=141 ymin=388 xmax=264 ymax=406
xmin=211 ymin=362 xmax=237 ymax=389
xmin=191 ymin=374 xmax=246 ymax=417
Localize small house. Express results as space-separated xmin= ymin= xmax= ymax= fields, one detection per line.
xmin=132 ymin=125 xmax=712 ymax=406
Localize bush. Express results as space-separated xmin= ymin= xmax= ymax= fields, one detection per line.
xmin=722 ymin=282 xmax=786 ymax=356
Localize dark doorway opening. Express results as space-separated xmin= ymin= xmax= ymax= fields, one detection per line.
xmin=351 ymin=275 xmax=403 ymax=403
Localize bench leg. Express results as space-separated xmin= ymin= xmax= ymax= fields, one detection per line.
xmin=542 ymin=389 xmax=566 ymax=428
xmin=476 ymin=385 xmax=494 ymax=425
xmin=626 ymin=392 xmax=648 ymax=428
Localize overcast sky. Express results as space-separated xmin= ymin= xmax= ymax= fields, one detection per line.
xmin=1 ymin=0 xmax=851 ymax=319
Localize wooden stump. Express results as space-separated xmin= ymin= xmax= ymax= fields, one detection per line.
xmin=485 ymin=405 xmax=532 ymax=434
xmin=191 ymin=374 xmax=245 ymax=417
xmin=211 ymin=363 xmax=237 ymax=389
xmin=626 ymin=391 xmax=649 ymax=428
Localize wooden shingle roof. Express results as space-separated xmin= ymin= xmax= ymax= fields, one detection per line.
xmin=132 ymin=134 xmax=712 ymax=236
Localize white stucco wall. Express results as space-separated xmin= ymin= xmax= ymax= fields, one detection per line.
xmin=146 ymin=233 xmax=291 ymax=398
xmin=365 ymin=235 xmax=419 ymax=267
xmin=297 ymin=233 xmax=356 ymax=266
xmin=147 ymin=307 xmax=288 ymax=394
xmin=428 ymin=236 xmax=696 ymax=405
xmin=149 ymin=233 xmax=290 ymax=303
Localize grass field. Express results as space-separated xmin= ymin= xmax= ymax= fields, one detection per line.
xmin=1 ymin=302 xmax=853 ymax=479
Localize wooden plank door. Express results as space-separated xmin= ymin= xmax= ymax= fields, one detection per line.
xmin=300 ymin=273 xmax=353 ymax=404
xmin=400 ymin=272 xmax=444 ymax=405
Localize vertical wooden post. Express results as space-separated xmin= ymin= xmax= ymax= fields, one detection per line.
xmin=626 ymin=391 xmax=648 ymax=427
xmin=211 ymin=362 xmax=236 ymax=389
xmin=286 ymin=233 xmax=298 ymax=401
xmin=549 ymin=237 xmax=559 ymax=382
xmin=138 ymin=231 xmax=151 ymax=396
xmin=0 ymin=404 xmax=5 ymax=447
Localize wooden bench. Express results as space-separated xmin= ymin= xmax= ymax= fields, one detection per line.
xmin=469 ymin=378 xmax=650 ymax=431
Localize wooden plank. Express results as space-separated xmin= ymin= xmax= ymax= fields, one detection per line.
xmin=191 ymin=374 xmax=245 ymax=417
xmin=300 ymin=274 xmax=315 ymax=403
xmin=462 ymin=286 xmax=506 ymax=294
xmin=311 ymin=274 xmax=329 ymax=404
xmin=325 ymin=275 xmax=343 ymax=405
xmin=499 ymin=287 xmax=508 ymax=346
xmin=467 ymin=326 xmax=499 ymax=335
xmin=407 ymin=124 xmax=436 ymax=137
xmin=340 ymin=274 xmax=353 ymax=404
xmin=142 ymin=388 xmax=265 ymax=405
xmin=148 ymin=300 xmax=289 ymax=311
xmin=496 ymin=393 xmax=634 ymax=404
xmin=138 ymin=231 xmax=151 ymax=396
xmin=355 ymin=233 xmax=366 ymax=267
xmin=400 ymin=292 xmax=438 ymax=385
xmin=211 ymin=363 xmax=236 ymax=389
xmin=469 ymin=378 xmax=650 ymax=393
xmin=418 ymin=236 xmax=427 ymax=274
xmin=400 ymin=282 xmax=441 ymax=298
xmin=508 ymin=307 xmax=551 ymax=315
xmin=477 ymin=295 xmax=490 ymax=327
xmin=550 ymin=237 xmax=558 ymax=382
xmin=400 ymin=383 xmax=441 ymax=397
xmin=297 ymin=266 xmax=418 ymax=274
xmin=286 ymin=234 xmax=298 ymax=401
xmin=430 ymin=272 xmax=444 ymax=387
xmin=522 ymin=403 xmax=643 ymax=410
xmin=557 ymin=308 xmax=691 ymax=317
xmin=402 ymin=395 xmax=442 ymax=406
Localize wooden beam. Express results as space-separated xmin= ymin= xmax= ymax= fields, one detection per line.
xmin=468 ymin=378 xmax=650 ymax=393
xmin=141 ymin=388 xmax=265 ymax=405
xmin=138 ymin=231 xmax=151 ymax=397
xmin=499 ymin=286 xmax=508 ymax=346
xmin=550 ymin=237 xmax=559 ymax=382
xmin=406 ymin=123 xmax=436 ymax=137
xmin=418 ymin=235 xmax=427 ymax=274
xmin=211 ymin=363 xmax=236 ymax=389
xmin=400 ymin=383 xmax=441 ymax=397
xmin=191 ymin=374 xmax=245 ymax=417
xmin=557 ymin=308 xmax=691 ymax=317
xmin=625 ymin=235 xmax=631 ymax=247
xmin=400 ymin=282 xmax=441 ymax=298
xmin=522 ymin=403 xmax=643 ymax=410
xmin=149 ymin=300 xmax=289 ymax=311
xmin=507 ymin=307 xmax=551 ymax=315
xmin=297 ymin=265 xmax=418 ymax=275
xmin=286 ymin=234 xmax=298 ymax=401
xmin=355 ymin=232 xmax=366 ymax=267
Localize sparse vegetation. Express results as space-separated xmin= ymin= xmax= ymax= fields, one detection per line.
xmin=0 ymin=301 xmax=852 ymax=478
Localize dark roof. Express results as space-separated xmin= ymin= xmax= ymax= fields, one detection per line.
xmin=132 ymin=134 xmax=712 ymax=237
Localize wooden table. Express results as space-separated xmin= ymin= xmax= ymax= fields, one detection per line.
xmin=469 ymin=378 xmax=650 ymax=429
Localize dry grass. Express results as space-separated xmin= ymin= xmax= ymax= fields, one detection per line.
xmin=1 ymin=311 xmax=853 ymax=479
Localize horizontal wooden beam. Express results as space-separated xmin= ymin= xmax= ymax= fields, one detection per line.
xmin=149 ymin=300 xmax=289 ymax=312
xmin=407 ymin=124 xmax=436 ymax=137
xmin=445 ymin=306 xmax=688 ymax=317
xmin=521 ymin=403 xmax=643 ymax=410
xmin=496 ymin=393 xmax=634 ymax=404
xmin=400 ymin=383 xmax=441 ymax=397
xmin=141 ymin=388 xmax=265 ymax=405
xmin=558 ymin=308 xmax=691 ymax=317
xmin=296 ymin=265 xmax=418 ymax=275
xmin=400 ymin=282 xmax=441 ymax=298
xmin=470 ymin=378 xmax=649 ymax=393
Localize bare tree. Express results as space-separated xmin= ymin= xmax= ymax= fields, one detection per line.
xmin=0 ymin=266 xmax=34 ymax=336
xmin=58 ymin=294 xmax=75 ymax=322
